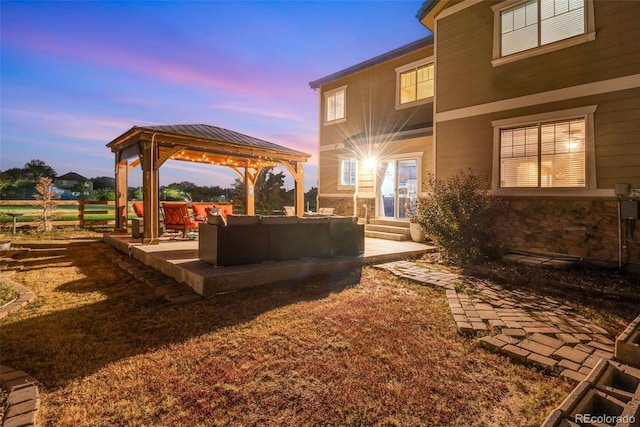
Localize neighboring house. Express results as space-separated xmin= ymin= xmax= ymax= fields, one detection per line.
xmin=309 ymin=36 xmax=435 ymax=220
xmin=418 ymin=0 xmax=640 ymax=267
xmin=54 ymin=172 xmax=93 ymax=190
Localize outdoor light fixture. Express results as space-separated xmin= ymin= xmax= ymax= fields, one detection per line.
xmin=363 ymin=156 xmax=377 ymax=171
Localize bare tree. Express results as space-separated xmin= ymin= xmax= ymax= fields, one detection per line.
xmin=33 ymin=177 xmax=59 ymax=232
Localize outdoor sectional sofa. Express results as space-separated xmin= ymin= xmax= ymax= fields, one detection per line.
xmin=198 ymin=215 xmax=364 ymax=267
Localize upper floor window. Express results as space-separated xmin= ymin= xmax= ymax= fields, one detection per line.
xmin=339 ymin=157 xmax=356 ymax=187
xmin=395 ymin=58 xmax=434 ymax=108
xmin=499 ymin=118 xmax=586 ymax=188
xmin=492 ymin=0 xmax=594 ymax=65
xmin=325 ymin=86 xmax=346 ymax=123
xmin=400 ymin=63 xmax=434 ymax=104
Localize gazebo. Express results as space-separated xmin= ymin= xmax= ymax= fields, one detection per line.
xmin=107 ymin=124 xmax=311 ymax=244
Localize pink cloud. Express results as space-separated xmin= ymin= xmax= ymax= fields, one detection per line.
xmin=2 ymin=107 xmax=145 ymax=142
xmin=205 ymin=103 xmax=303 ymax=122
xmin=4 ymin=28 xmax=307 ymax=100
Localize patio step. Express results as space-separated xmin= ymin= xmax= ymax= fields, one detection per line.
xmin=365 ymin=230 xmax=408 ymax=241
xmin=368 ymin=218 xmax=410 ymax=228
xmin=365 ymin=219 xmax=411 ymax=241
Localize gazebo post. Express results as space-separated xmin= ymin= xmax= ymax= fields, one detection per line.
xmin=294 ymin=161 xmax=305 ymax=216
xmin=245 ymin=167 xmax=257 ymax=215
xmin=114 ymin=157 xmax=128 ymax=233
xmin=142 ymin=140 xmax=160 ymax=244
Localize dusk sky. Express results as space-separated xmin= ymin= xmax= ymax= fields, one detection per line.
xmin=1 ymin=1 xmax=430 ymax=191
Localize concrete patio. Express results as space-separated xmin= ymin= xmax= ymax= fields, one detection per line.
xmin=103 ymin=233 xmax=434 ymax=298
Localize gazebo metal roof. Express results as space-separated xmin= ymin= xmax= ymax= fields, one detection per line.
xmin=108 ymin=123 xmax=310 ymax=168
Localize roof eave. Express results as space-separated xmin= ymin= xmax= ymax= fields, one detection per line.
xmin=106 ymin=126 xmax=142 ymax=149
xmin=309 ymin=35 xmax=434 ymax=90
xmin=417 ymin=0 xmax=450 ymax=31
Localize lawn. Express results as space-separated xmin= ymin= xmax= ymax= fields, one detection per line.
xmin=0 ymin=204 xmax=132 ymax=225
xmin=1 ymin=236 xmax=583 ymax=426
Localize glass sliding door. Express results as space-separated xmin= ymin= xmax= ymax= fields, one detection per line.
xmin=379 ymin=159 xmax=418 ymax=219
xmin=380 ymin=161 xmax=396 ymax=218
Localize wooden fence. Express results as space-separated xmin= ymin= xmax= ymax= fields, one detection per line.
xmin=0 ymin=200 xmax=126 ymax=230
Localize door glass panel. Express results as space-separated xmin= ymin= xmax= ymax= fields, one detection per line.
xmin=380 ymin=162 xmax=395 ymax=218
xmin=378 ymin=159 xmax=418 ymax=219
xmin=397 ymin=160 xmax=417 ymax=218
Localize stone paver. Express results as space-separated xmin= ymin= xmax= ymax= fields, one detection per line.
xmin=376 ymin=260 xmax=615 ymax=381
xmin=503 ymin=344 xmax=530 ymax=363
xmin=555 ymin=333 xmax=581 ymax=345
xmin=479 ymin=336 xmax=507 ymax=352
xmin=502 ymin=328 xmax=527 ymax=338
xmin=529 ymin=333 xmax=565 ymax=350
xmin=520 ymin=339 xmax=557 ymax=357
xmin=558 ymin=359 xmax=581 ymax=372
xmin=0 ymin=365 xmax=40 ymax=427
xmin=559 ymin=369 xmax=587 ymax=384
xmin=553 ymin=346 xmax=590 ymax=364
xmin=527 ymin=353 xmax=558 ymax=370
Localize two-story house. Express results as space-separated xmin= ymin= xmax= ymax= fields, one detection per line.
xmin=312 ymin=0 xmax=639 ymax=267
xmin=54 ymin=171 xmax=93 ymax=191
xmin=309 ymin=37 xmax=435 ymax=226
xmin=418 ymin=0 xmax=640 ymax=267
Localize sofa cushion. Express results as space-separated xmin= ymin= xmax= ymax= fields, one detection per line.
xmin=260 ymin=216 xmax=299 ymax=225
xmin=226 ymin=215 xmax=260 ymax=226
xmin=298 ymin=217 xmax=330 ymax=224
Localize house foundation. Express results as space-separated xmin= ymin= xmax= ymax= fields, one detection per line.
xmin=495 ymin=198 xmax=640 ymax=270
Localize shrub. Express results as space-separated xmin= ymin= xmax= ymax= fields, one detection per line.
xmin=415 ymin=170 xmax=503 ymax=265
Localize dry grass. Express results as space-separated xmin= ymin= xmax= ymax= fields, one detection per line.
xmin=1 ymin=237 xmax=583 ymax=426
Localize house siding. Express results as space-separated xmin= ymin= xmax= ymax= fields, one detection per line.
xmin=319 ymin=46 xmax=434 ymax=149
xmin=432 ymin=0 xmax=640 ymax=267
xmin=436 ymin=89 xmax=640 ymax=187
xmin=317 ymin=44 xmax=435 ymax=216
xmin=436 ymin=0 xmax=640 ymax=113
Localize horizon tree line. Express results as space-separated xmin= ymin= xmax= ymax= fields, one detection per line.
xmin=0 ymin=159 xmax=317 ymax=214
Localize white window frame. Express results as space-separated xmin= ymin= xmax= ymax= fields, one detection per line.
xmin=491 ymin=0 xmax=595 ymax=67
xmin=395 ymin=57 xmax=434 ymax=110
xmin=324 ymin=85 xmax=347 ymax=124
xmin=338 ymin=156 xmax=356 ymax=188
xmin=491 ymin=105 xmax=597 ymax=196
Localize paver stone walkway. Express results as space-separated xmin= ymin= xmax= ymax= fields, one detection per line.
xmin=376 ymin=261 xmax=615 ymax=384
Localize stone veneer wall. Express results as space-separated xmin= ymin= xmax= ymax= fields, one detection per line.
xmin=318 ymin=197 xmax=354 ymax=217
xmin=494 ymin=198 xmax=640 ymax=267
xmin=318 ymin=197 xmax=376 ymax=219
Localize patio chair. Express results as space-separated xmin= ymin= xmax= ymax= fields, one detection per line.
xmin=209 ymin=203 xmax=233 ymax=220
xmin=284 ymin=206 xmax=295 ymax=216
xmin=318 ymin=207 xmax=335 ymax=215
xmin=161 ymin=202 xmax=199 ymax=238
xmin=131 ymin=202 xmax=144 ymax=218
xmin=191 ymin=203 xmax=213 ymax=222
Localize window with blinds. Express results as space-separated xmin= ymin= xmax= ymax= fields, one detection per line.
xmin=340 ymin=158 xmax=356 ymax=186
xmin=325 ymin=88 xmax=345 ymax=122
xmin=399 ymin=63 xmax=434 ymax=104
xmin=500 ymin=118 xmax=586 ymax=188
xmin=500 ymin=0 xmax=585 ymax=57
